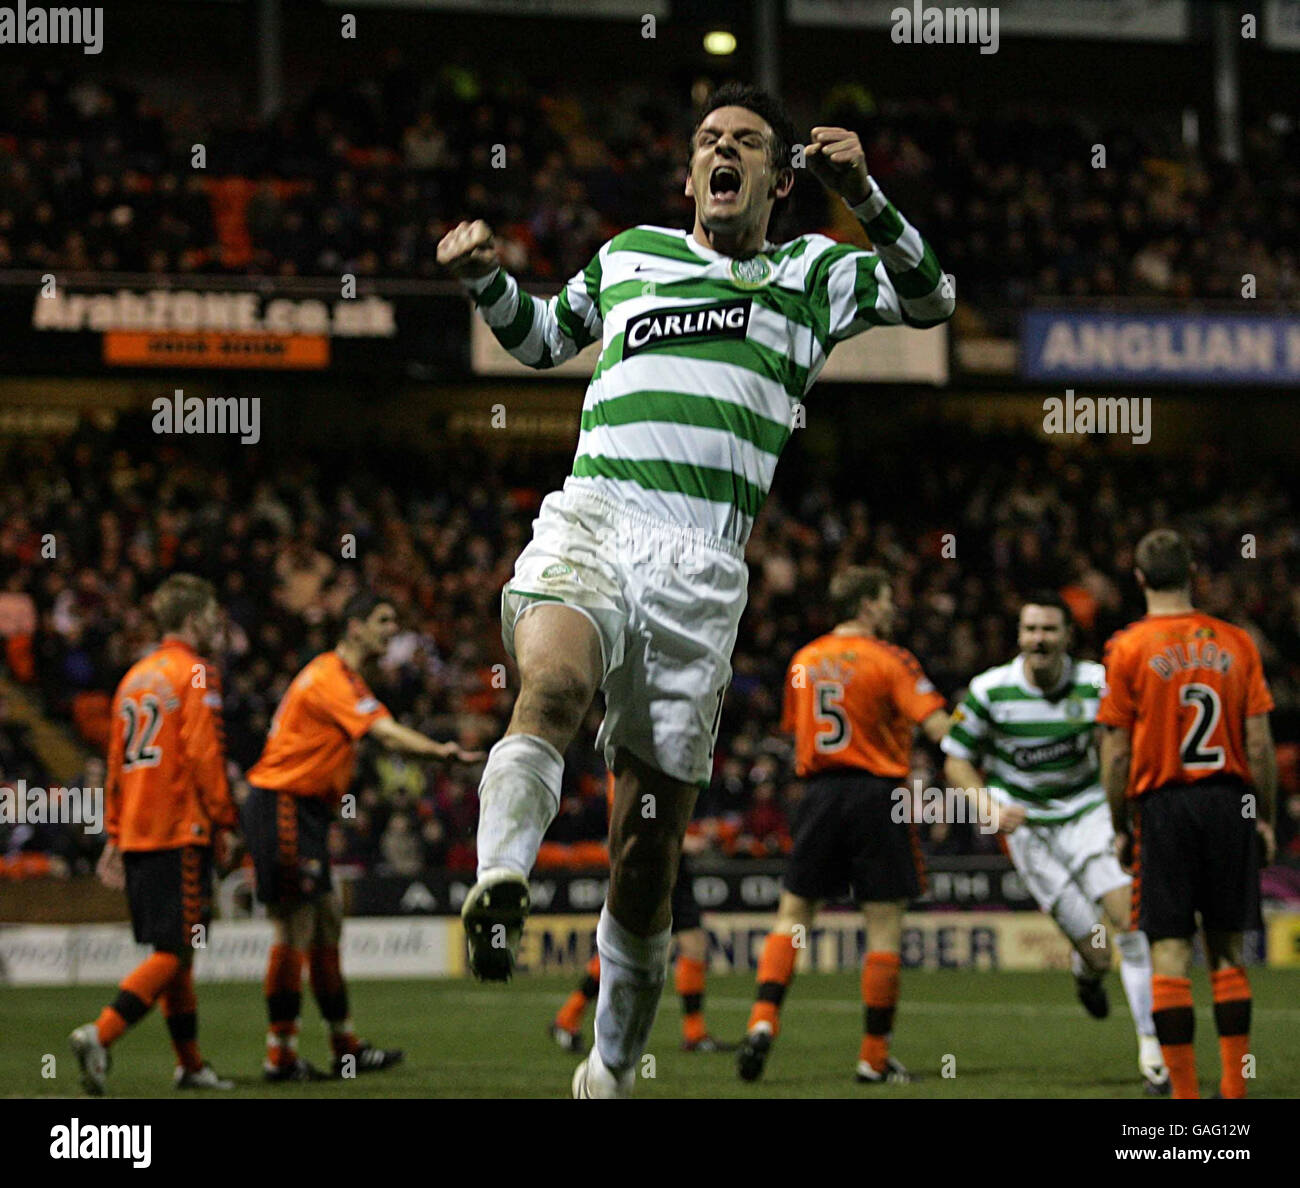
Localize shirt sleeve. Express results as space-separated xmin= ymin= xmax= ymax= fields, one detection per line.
xmin=890 ymin=649 xmax=946 ymax=724
xmin=1096 ymin=634 xmax=1137 ymax=729
xmin=461 ymin=246 xmax=604 ymax=370
xmin=808 ymin=178 xmax=954 ymax=352
xmin=1242 ymin=633 xmax=1276 ymax=717
xmin=940 ymin=685 xmax=991 ymax=762
xmin=311 ymin=670 xmax=392 ymax=740
xmin=181 ymin=667 xmax=238 ymax=830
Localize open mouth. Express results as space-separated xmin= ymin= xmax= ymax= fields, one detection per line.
xmin=709 ymin=165 xmax=741 ymax=203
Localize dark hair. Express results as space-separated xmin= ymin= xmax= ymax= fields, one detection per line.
xmin=830 ymin=566 xmax=891 ymax=621
xmin=1135 ymin=529 xmax=1193 ymax=591
xmin=692 ymin=82 xmax=797 ymax=210
xmin=1020 ymin=590 xmax=1073 ymax=629
xmin=341 ymin=591 xmax=389 ymax=634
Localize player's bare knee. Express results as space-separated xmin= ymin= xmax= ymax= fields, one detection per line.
xmin=676 ymin=928 xmax=707 ymax=962
xmin=863 ymin=900 xmax=906 ymax=951
xmin=1100 ymin=887 xmax=1132 ymax=933
xmin=1204 ymin=930 xmax=1243 ymax=970
xmin=1151 ymin=938 xmax=1191 ymax=977
xmin=316 ymin=896 xmax=343 ymax=945
xmin=282 ymin=900 xmax=315 ymax=950
xmin=775 ymin=891 xmax=815 ymax=933
xmin=514 ymin=664 xmax=594 ymax=740
xmin=269 ymin=908 xmax=292 ymax=946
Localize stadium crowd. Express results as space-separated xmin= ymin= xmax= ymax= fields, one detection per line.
xmin=1 ymin=63 xmax=1297 ymax=330
xmin=1 ymin=419 xmax=1298 ymax=880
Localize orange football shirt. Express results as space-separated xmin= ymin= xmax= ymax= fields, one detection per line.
xmin=246 ymin=651 xmax=390 ymax=799
xmin=1097 ymin=611 xmax=1273 ymax=797
xmin=105 ymin=638 xmax=236 ymax=851
xmin=782 ymin=633 xmax=945 ymax=779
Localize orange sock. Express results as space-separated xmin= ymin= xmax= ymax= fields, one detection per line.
xmin=95 ymin=951 xmax=181 ymax=1046
xmin=1211 ymin=967 xmax=1252 ymax=1099
xmin=161 ymin=965 xmax=203 ymax=1073
xmin=859 ymin=951 xmax=901 ymax=1072
xmin=747 ymin=933 xmax=796 ymax=1036
xmin=1152 ymin=974 xmax=1198 ymax=1099
xmin=555 ymin=954 xmax=600 ymax=1033
xmin=264 ymin=943 xmax=303 ymax=1067
xmin=676 ymin=955 xmax=708 ymax=1044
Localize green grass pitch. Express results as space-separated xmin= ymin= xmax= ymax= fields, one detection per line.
xmin=5 ymin=969 xmax=1298 ymax=1098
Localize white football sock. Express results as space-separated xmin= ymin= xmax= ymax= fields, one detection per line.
xmin=1138 ymin=1033 xmax=1166 ymax=1077
xmin=474 ymin=733 xmax=564 ymax=880
xmin=1115 ymin=928 xmax=1156 ymax=1037
xmin=594 ymin=906 xmax=671 ymax=1078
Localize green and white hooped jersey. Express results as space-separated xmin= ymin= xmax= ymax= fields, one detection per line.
xmin=940 ymin=656 xmax=1106 ymax=824
xmin=463 ymin=180 xmax=953 ymax=546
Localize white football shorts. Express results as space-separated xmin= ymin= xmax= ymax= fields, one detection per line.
xmin=1005 ymin=800 xmax=1131 ymax=934
xmin=500 ymin=481 xmax=748 ymax=786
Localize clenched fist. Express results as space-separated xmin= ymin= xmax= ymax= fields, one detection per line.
xmin=805 ymin=126 xmax=871 ymax=205
xmin=437 ymin=219 xmax=500 ymax=280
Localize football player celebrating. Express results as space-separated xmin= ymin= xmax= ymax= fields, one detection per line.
xmin=440 ymin=83 xmax=953 ymax=1097
xmin=943 ymin=592 xmax=1169 ymax=1095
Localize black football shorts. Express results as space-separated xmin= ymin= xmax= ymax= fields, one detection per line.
xmin=1129 ymin=778 xmax=1262 ymax=941
xmin=784 ymin=769 xmax=925 ymax=904
xmin=124 ymin=844 xmax=213 ymax=953
xmin=242 ymin=784 xmax=334 ymax=905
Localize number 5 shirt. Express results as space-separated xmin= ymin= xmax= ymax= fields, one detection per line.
xmin=782 ymin=633 xmax=944 ymax=779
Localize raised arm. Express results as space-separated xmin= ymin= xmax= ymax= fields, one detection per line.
xmin=438 ymin=218 xmax=603 ymax=370
xmin=804 ymin=126 xmax=954 ymax=338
